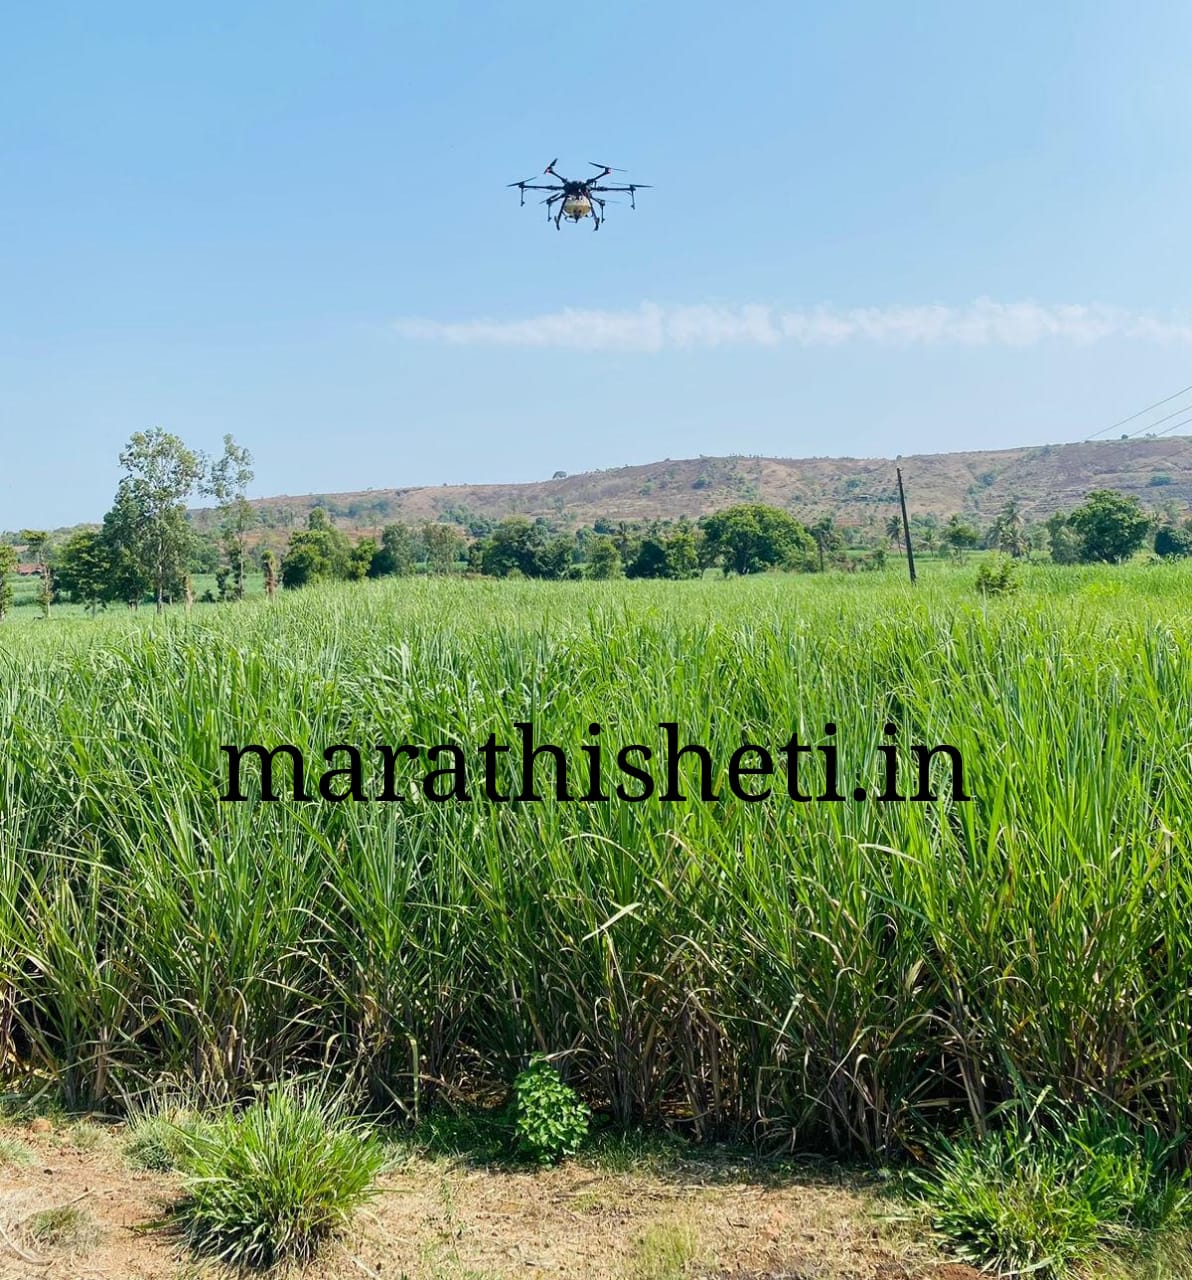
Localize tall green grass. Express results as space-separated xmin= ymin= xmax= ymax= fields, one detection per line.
xmin=1 ymin=565 xmax=1190 ymax=1158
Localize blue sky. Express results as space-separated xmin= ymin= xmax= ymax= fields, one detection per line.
xmin=4 ymin=1 xmax=1192 ymax=528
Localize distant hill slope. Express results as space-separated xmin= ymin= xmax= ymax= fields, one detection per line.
xmin=194 ymin=437 xmax=1192 ymax=534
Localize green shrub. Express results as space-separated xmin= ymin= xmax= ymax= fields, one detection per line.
xmin=911 ymin=1107 xmax=1191 ymax=1279
xmin=511 ymin=1055 xmax=590 ymax=1165
xmin=124 ymin=1102 xmax=203 ymax=1171
xmin=173 ymin=1086 xmax=383 ymax=1268
xmin=0 ymin=1135 xmax=32 ymax=1167
xmin=976 ymin=555 xmax=1019 ymax=596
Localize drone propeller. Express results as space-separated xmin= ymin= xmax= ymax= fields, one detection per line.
xmin=544 ymin=157 xmax=559 ymax=172
xmin=507 ymin=177 xmax=536 ymax=187
xmin=589 ymin=161 xmax=626 ymax=172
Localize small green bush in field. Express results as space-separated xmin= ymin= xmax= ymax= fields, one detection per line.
xmin=911 ymin=1106 xmax=1192 ymax=1280
xmin=976 ymin=554 xmax=1019 ymax=596
xmin=174 ymin=1086 xmax=383 ymax=1268
xmin=511 ymin=1055 xmax=590 ymax=1165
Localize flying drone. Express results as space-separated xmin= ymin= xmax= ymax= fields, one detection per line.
xmin=507 ymin=160 xmax=651 ymax=230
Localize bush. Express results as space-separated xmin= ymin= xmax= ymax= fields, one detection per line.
xmin=511 ymin=1055 xmax=590 ymax=1165
xmin=910 ymin=1107 xmax=1191 ymax=1279
xmin=976 ymin=555 xmax=1018 ymax=596
xmin=173 ymin=1086 xmax=384 ymax=1268
xmin=124 ymin=1100 xmax=204 ymax=1171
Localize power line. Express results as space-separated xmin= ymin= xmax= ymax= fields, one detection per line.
xmin=1119 ymin=400 xmax=1192 ymax=440
xmin=1084 ymin=382 xmax=1192 ymax=441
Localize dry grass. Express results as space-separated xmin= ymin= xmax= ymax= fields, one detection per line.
xmin=0 ymin=1118 xmax=919 ymax=1280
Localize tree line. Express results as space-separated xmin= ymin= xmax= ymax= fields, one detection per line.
xmin=3 ymin=430 xmax=1191 ymax=619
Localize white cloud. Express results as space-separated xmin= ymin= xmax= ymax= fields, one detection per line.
xmin=392 ymin=298 xmax=1192 ymax=352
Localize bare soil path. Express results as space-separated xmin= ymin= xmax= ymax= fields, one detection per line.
xmin=0 ymin=1120 xmax=969 ymax=1280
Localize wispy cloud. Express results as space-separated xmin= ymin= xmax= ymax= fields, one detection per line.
xmin=393 ymin=299 xmax=1192 ymax=352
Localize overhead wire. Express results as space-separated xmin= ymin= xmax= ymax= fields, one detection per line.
xmin=1083 ymin=382 xmax=1192 ymax=441
xmin=884 ymin=381 xmax=1192 ymax=535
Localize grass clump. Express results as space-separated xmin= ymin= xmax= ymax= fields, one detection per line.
xmin=0 ymin=1134 xmax=33 ymax=1167
xmin=125 ymin=1102 xmax=204 ymax=1171
xmin=624 ymin=1221 xmax=701 ymax=1280
xmin=173 ymin=1085 xmax=384 ymax=1269
xmin=511 ymin=1055 xmax=590 ymax=1165
xmin=910 ymin=1106 xmax=1192 ymax=1278
xmin=24 ymin=1204 xmax=100 ymax=1252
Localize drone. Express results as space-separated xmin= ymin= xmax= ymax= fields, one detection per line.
xmin=507 ymin=159 xmax=651 ymax=230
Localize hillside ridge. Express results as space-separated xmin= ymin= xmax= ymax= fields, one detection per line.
xmin=199 ymin=436 xmax=1192 ymax=534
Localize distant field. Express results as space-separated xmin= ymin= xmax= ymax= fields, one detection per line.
xmin=2 ymin=564 xmax=1190 ymax=1156
xmin=3 ymin=571 xmax=270 ymax=620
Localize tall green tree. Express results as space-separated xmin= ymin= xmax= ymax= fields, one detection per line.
xmin=19 ymin=530 xmax=51 ymax=617
xmin=423 ymin=523 xmax=466 ymax=574
xmin=478 ymin=517 xmax=546 ymax=577
xmin=1154 ymin=520 xmax=1192 ymax=559
xmin=370 ymin=524 xmax=420 ymax=577
xmin=885 ymin=514 xmax=904 ymax=552
xmin=1044 ymin=513 xmax=1081 ymax=565
xmin=0 ymin=543 xmax=15 ymax=620
xmin=100 ymin=485 xmax=154 ymax=607
xmin=53 ymin=530 xmax=111 ymax=616
xmin=280 ymin=509 xmax=353 ymax=588
xmin=1067 ymin=489 xmax=1151 ymax=564
xmin=202 ymin=434 xmax=255 ymax=600
xmin=943 ymin=515 xmax=981 ymax=558
xmin=700 ymin=504 xmax=817 ymax=575
xmin=990 ymin=500 xmax=1027 ymax=557
xmin=586 ymin=536 xmax=623 ymax=579
xmin=114 ymin=428 xmax=205 ymax=612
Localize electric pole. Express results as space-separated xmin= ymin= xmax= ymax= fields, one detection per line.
xmin=896 ymin=467 xmax=917 ymax=584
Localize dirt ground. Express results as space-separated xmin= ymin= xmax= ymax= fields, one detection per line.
xmin=0 ymin=1119 xmax=971 ymax=1280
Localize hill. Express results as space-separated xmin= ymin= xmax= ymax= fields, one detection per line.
xmin=200 ymin=436 xmax=1192 ymax=537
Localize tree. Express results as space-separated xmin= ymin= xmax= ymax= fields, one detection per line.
xmin=943 ymin=515 xmax=981 ymax=559
xmin=478 ymin=517 xmax=545 ymax=578
xmin=1154 ymin=520 xmax=1192 ymax=559
xmin=700 ymin=504 xmax=817 ymax=575
xmin=586 ymin=536 xmax=623 ymax=579
xmin=1067 ymin=490 xmax=1151 ymax=564
xmin=625 ymin=536 xmax=670 ymax=579
xmin=348 ymin=537 xmax=377 ymax=581
xmin=280 ymin=510 xmax=353 ymax=588
xmin=423 ymin=523 xmax=466 ymax=575
xmin=53 ymin=530 xmax=110 ymax=616
xmin=885 ymin=514 xmax=904 ymax=552
xmin=19 ymin=530 xmax=51 ymax=617
xmin=1045 ymin=514 xmax=1082 ymax=565
xmin=990 ymin=500 xmax=1027 ymax=558
xmin=100 ymin=484 xmax=154 ymax=607
xmin=0 ymin=543 xmax=15 ymax=620
xmin=370 ymin=524 xmax=419 ymax=577
xmin=280 ymin=536 xmax=331 ymax=588
xmin=115 ymin=428 xmax=205 ymax=611
xmin=538 ymin=535 xmax=574 ymax=580
xmin=202 ymin=434 xmax=255 ymax=600
xmin=664 ymin=525 xmax=701 ymax=579
xmin=624 ymin=525 xmax=702 ymax=580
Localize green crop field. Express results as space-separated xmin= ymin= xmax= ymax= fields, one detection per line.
xmin=2 ymin=564 xmax=1190 ymax=1158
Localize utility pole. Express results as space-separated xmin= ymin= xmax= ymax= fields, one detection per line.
xmin=896 ymin=467 xmax=917 ymax=584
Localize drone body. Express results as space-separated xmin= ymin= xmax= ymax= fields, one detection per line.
xmin=507 ymin=160 xmax=652 ymax=230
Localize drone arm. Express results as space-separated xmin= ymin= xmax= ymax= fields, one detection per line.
xmin=593 ymin=182 xmax=650 ymax=211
